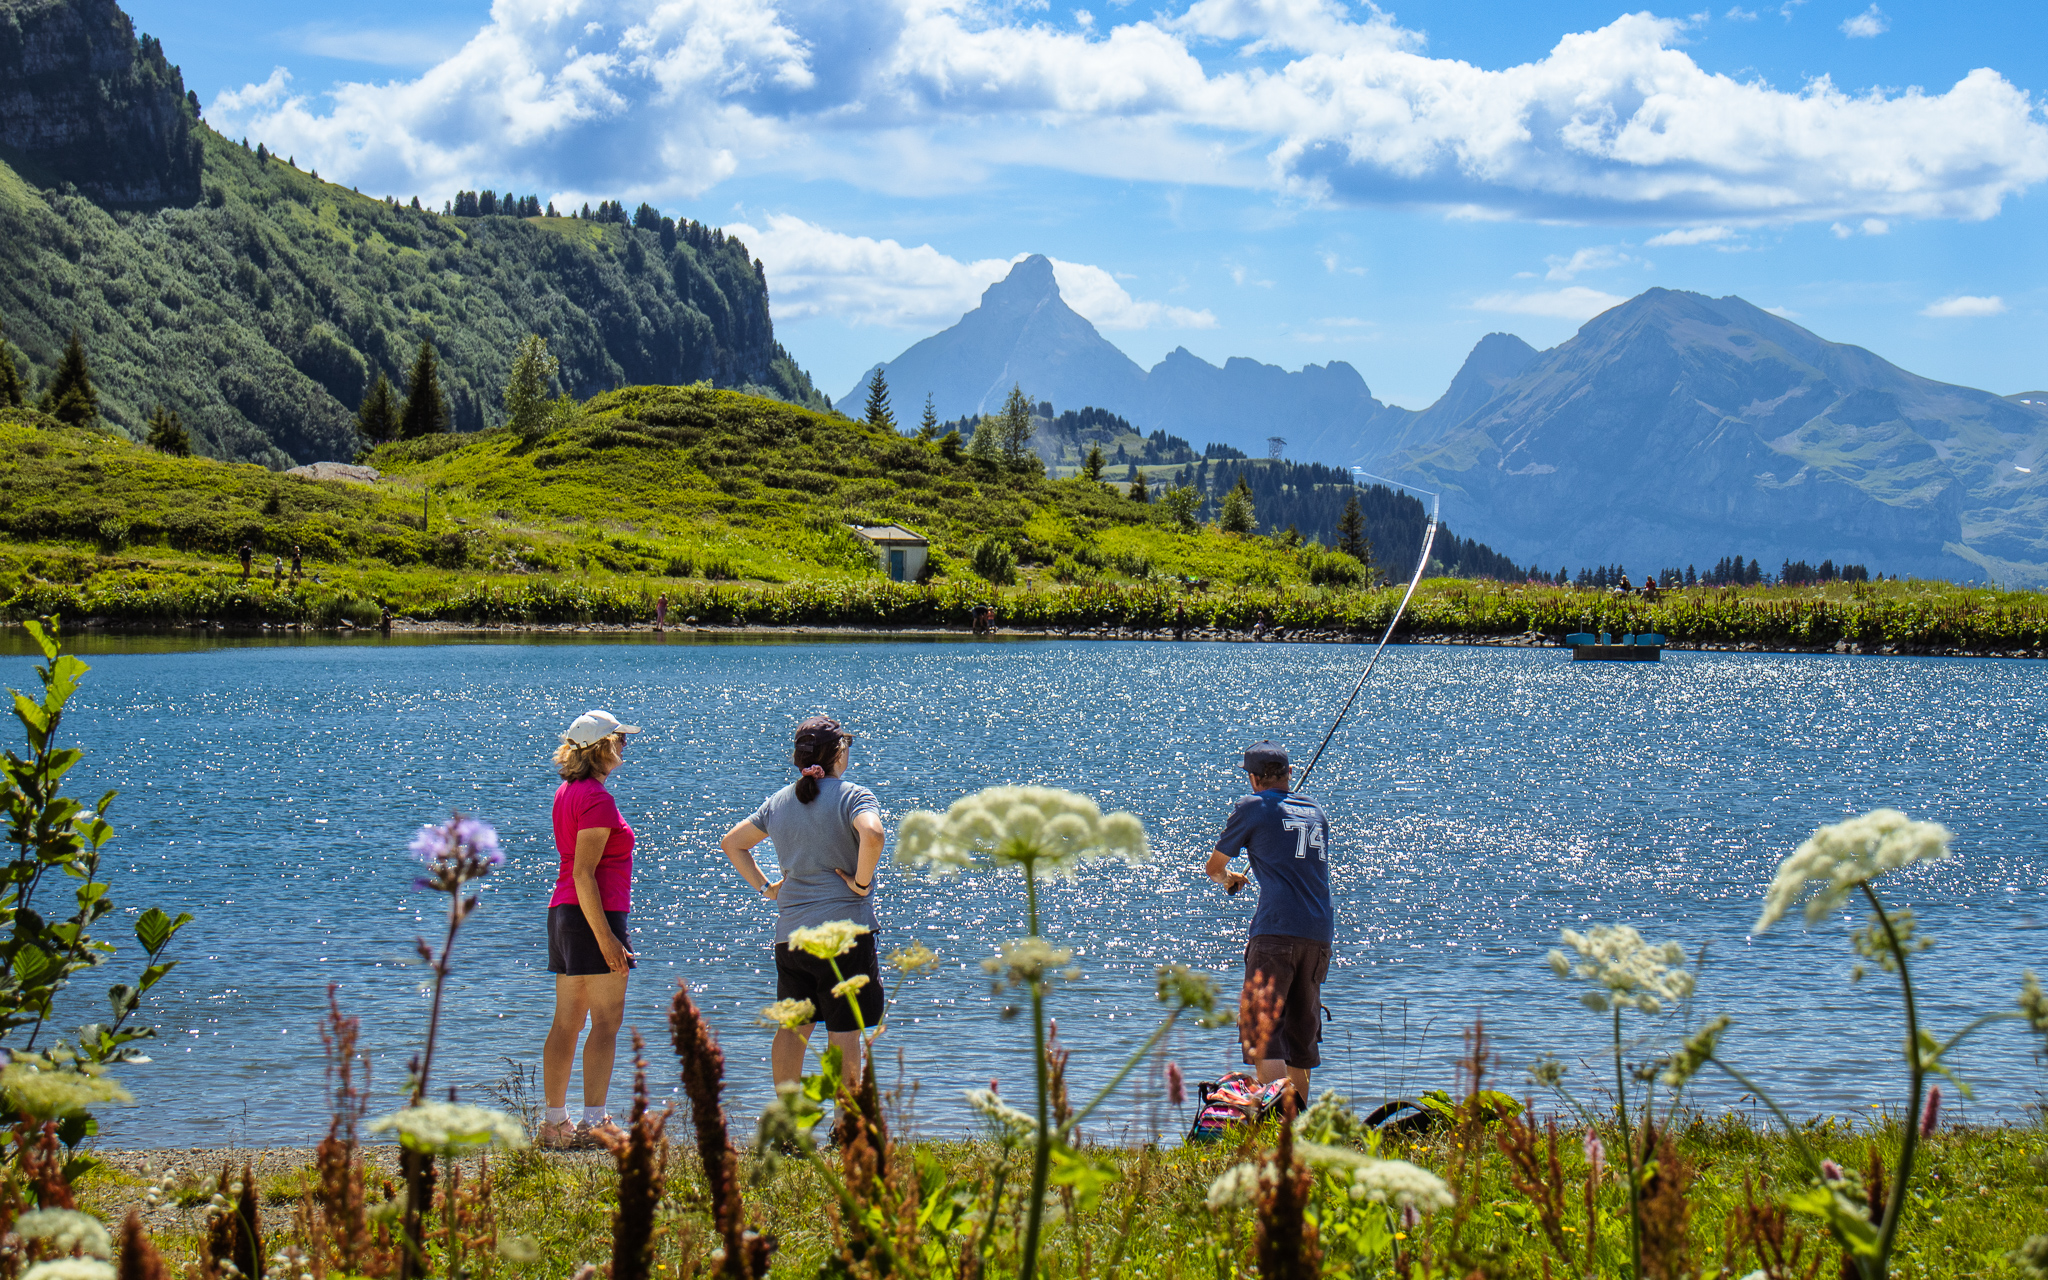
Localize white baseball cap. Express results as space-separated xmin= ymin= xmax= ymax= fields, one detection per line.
xmin=562 ymin=710 xmax=642 ymax=745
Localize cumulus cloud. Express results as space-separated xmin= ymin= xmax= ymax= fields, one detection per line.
xmin=1920 ymin=295 xmax=2006 ymax=318
xmin=727 ymin=215 xmax=1215 ymax=331
xmin=1646 ymin=225 xmax=1736 ymax=245
xmin=206 ymin=0 xmax=2048 ymax=225
xmin=1841 ymin=5 xmax=1889 ymax=37
xmin=1472 ymin=286 xmax=1628 ymax=319
xmin=1544 ymin=245 xmax=1634 ymax=280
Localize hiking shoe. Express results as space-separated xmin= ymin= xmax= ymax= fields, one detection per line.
xmin=536 ymin=1120 xmax=576 ymax=1149
xmin=574 ymin=1118 xmax=624 ymax=1149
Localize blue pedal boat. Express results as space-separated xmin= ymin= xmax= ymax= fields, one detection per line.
xmin=1564 ymin=631 xmax=1664 ymax=662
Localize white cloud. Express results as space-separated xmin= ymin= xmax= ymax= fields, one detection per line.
xmin=207 ymin=0 xmax=2048 ymax=226
xmin=1472 ymin=286 xmax=1628 ymax=319
xmin=727 ymin=215 xmax=1215 ymax=331
xmin=1841 ymin=4 xmax=1889 ymax=37
xmin=1765 ymin=305 xmax=1800 ymax=318
xmin=1862 ymin=217 xmax=1889 ymax=235
xmin=1646 ymin=225 xmax=1735 ymax=245
xmin=285 ymin=23 xmax=470 ymax=69
xmin=1920 ymin=295 xmax=2006 ymax=318
xmin=1831 ymin=221 xmax=1854 ymax=238
xmin=1725 ymin=7 xmax=1759 ymax=19
xmin=1544 ymin=245 xmax=1633 ymax=280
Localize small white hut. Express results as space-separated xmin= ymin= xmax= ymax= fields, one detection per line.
xmin=850 ymin=525 xmax=929 ymax=583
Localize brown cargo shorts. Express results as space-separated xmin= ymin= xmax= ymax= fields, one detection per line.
xmin=1240 ymin=933 xmax=1331 ymax=1069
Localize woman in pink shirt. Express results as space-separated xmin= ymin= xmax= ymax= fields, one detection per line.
xmin=539 ymin=710 xmax=640 ymax=1147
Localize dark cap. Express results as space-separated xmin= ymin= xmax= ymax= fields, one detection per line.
xmin=1242 ymin=741 xmax=1289 ymax=774
xmin=795 ymin=715 xmax=853 ymax=749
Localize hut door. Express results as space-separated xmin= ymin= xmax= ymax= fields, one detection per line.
xmin=889 ymin=549 xmax=905 ymax=581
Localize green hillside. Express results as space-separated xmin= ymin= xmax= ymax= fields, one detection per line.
xmin=0 ymin=129 xmax=822 ymax=467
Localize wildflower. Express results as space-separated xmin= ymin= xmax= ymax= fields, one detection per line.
xmin=2012 ymin=1234 xmax=2048 ymax=1280
xmin=894 ymin=786 xmax=1149 ymax=879
xmin=1550 ymin=925 xmax=1694 ymax=1014
xmin=21 ymin=1262 xmax=114 ymax=1280
xmin=2021 ymin=971 xmax=2048 ymax=1033
xmin=964 ymin=1087 xmax=1037 ymax=1142
xmin=1820 ymin=1159 xmax=1844 ymax=1182
xmin=1204 ymin=1161 xmax=1266 ymax=1211
xmin=786 ymin=920 xmax=868 ymax=960
xmin=410 ymin=812 xmax=504 ymax=891
xmin=1754 ymin=809 xmax=1951 ymax=933
xmin=1660 ymin=1014 xmax=1734 ymax=1087
xmin=756 ymin=999 xmax=814 ymax=1030
xmin=1298 ymin=1141 xmax=1455 ymax=1211
xmin=1921 ymin=1085 xmax=1941 ymax=1137
xmin=981 ymin=937 xmax=1079 ymax=993
xmin=1583 ymin=1130 xmax=1605 ymax=1183
xmin=368 ymin=1101 xmax=528 ymax=1156
xmin=0 ymin=1063 xmax=132 ymax=1121
xmin=1166 ymin=1061 xmax=1185 ymax=1107
xmin=14 ymin=1210 xmax=112 ymax=1259
xmin=886 ymin=942 xmax=941 ymax=975
xmin=497 ymin=1238 xmax=542 ymax=1264
xmin=829 ymin=974 xmax=870 ymax=1000
xmin=1531 ymin=1056 xmax=1568 ymax=1087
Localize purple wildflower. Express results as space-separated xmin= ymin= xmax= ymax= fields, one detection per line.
xmin=409 ymin=813 xmax=503 ymax=891
xmin=1582 ymin=1128 xmax=1605 ymax=1182
xmin=1166 ymin=1061 xmax=1185 ymax=1107
xmin=452 ymin=817 xmax=504 ymax=867
xmin=409 ymin=824 xmax=451 ymax=863
xmin=1920 ymin=1085 xmax=1941 ymax=1137
xmin=1821 ymin=1159 xmax=1844 ymax=1182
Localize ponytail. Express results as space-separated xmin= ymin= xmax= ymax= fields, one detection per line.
xmin=791 ymin=716 xmax=846 ymax=804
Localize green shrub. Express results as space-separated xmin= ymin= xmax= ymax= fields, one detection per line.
xmin=972 ymin=538 xmax=1016 ymax=585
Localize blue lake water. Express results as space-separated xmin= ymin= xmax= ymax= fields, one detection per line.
xmin=11 ymin=633 xmax=2048 ymax=1147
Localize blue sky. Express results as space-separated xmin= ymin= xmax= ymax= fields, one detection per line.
xmin=131 ymin=0 xmax=2048 ymax=410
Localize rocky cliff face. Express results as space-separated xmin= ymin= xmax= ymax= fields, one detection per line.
xmin=0 ymin=0 xmax=201 ymax=206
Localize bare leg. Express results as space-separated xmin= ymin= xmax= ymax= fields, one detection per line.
xmin=829 ymin=1029 xmax=865 ymax=1088
xmin=1256 ymin=1058 xmax=1311 ymax=1099
xmin=579 ymin=970 xmax=629 ymax=1108
xmin=543 ymin=976 xmax=595 ymax=1109
xmin=772 ymin=1024 xmax=815 ymax=1088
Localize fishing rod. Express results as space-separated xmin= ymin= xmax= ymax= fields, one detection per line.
xmin=1291 ymin=472 xmax=1440 ymax=793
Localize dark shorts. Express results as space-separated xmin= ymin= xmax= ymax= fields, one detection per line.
xmin=547 ymin=903 xmax=635 ymax=975
xmin=775 ymin=932 xmax=886 ymax=1033
xmin=1241 ymin=933 xmax=1330 ymax=1069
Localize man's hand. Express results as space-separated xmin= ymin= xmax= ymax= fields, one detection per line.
xmin=1205 ymin=848 xmax=1247 ymax=896
xmin=1220 ymin=870 xmax=1248 ymax=895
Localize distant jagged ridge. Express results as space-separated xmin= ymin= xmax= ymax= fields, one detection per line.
xmin=0 ymin=0 xmax=826 ymax=466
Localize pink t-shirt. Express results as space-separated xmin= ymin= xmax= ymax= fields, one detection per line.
xmin=550 ymin=779 xmax=633 ymax=912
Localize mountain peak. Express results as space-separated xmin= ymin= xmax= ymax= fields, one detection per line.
xmin=979 ymin=254 xmax=1060 ymax=311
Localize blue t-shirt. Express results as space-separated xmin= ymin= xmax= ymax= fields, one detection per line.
xmin=1215 ymin=789 xmax=1333 ymax=944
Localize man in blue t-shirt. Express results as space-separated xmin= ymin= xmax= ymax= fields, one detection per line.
xmin=1205 ymin=740 xmax=1332 ymax=1098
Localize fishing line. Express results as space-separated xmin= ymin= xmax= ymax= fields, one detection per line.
xmin=1292 ymin=472 xmax=1440 ymax=792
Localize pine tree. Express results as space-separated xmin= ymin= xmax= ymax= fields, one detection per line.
xmin=503 ymin=334 xmax=560 ymax=438
xmin=398 ymin=340 xmax=450 ymax=438
xmin=997 ymin=383 xmax=1034 ymax=461
xmin=1083 ymin=443 xmax=1105 ymax=482
xmin=967 ymin=416 xmax=998 ymax=460
xmin=0 ymin=337 xmax=22 ymax=408
xmin=1336 ymin=490 xmax=1369 ymax=562
xmin=1130 ymin=466 xmax=1150 ymax=503
xmin=38 ymin=329 xmax=97 ymax=428
xmin=1220 ymin=474 xmax=1255 ymax=533
xmin=356 ymin=373 xmax=399 ymax=442
xmin=863 ymin=368 xmax=895 ymax=432
xmin=144 ymin=405 xmax=190 ymax=456
xmin=917 ymin=394 xmax=938 ymax=440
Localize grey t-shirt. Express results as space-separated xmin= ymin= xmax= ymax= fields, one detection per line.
xmin=750 ymin=778 xmax=881 ymax=944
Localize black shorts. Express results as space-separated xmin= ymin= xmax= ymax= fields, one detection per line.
xmin=547 ymin=903 xmax=635 ymax=975
xmin=774 ymin=932 xmax=885 ymax=1033
xmin=1241 ymin=933 xmax=1330 ymax=1069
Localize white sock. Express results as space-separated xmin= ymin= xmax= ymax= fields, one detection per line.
xmin=582 ymin=1104 xmax=608 ymax=1126
xmin=545 ymin=1106 xmax=569 ymax=1125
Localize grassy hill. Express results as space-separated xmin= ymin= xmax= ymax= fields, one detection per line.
xmin=4 ymin=389 xmax=2047 ymax=653
xmin=0 ymin=128 xmax=823 ymax=466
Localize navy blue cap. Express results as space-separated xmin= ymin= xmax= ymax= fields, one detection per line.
xmin=1242 ymin=741 xmax=1289 ymax=773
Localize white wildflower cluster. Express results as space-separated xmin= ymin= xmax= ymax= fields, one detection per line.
xmin=1203 ymin=1161 xmax=1271 ymax=1211
xmin=368 ymin=1102 xmax=529 ymax=1157
xmin=13 ymin=1210 xmax=111 ymax=1260
xmin=1755 ymin=809 xmax=1952 ymax=933
xmin=964 ymin=1088 xmax=1038 ymax=1143
xmin=268 ymin=1246 xmax=314 ymax=1280
xmin=2011 ymin=1233 xmax=2048 ymax=1280
xmin=895 ymin=787 xmax=1148 ymax=879
xmin=830 ymin=974 xmax=870 ymax=999
xmin=1297 ymin=1141 xmax=1455 ymax=1211
xmin=1548 ymin=925 xmax=1695 ymax=1014
xmin=981 ymin=937 xmax=1080 ymax=994
xmin=496 ymin=1237 xmax=543 ymax=1264
xmin=1659 ymin=1014 xmax=1734 ymax=1087
xmin=0 ymin=1062 xmax=132 ymax=1122
xmin=787 ymin=921 xmax=870 ymax=960
xmin=756 ymin=999 xmax=816 ymax=1030
xmin=886 ymin=942 xmax=942 ymax=976
xmin=21 ymin=1261 xmax=115 ymax=1280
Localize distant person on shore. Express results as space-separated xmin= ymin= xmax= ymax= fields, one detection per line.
xmin=272 ymin=555 xmax=283 ymax=585
xmin=1176 ymin=602 xmax=1187 ymax=641
xmin=291 ymin=546 xmax=303 ymax=582
xmin=1205 ymin=741 xmax=1332 ymax=1100
xmin=720 ymin=715 xmax=886 ymax=1090
xmin=1618 ymin=572 xmax=1633 ymax=595
xmin=1643 ymin=573 xmax=1661 ymax=602
xmin=239 ymin=542 xmax=253 ymax=581
xmin=656 ymin=593 xmax=668 ymax=632
xmin=539 ymin=710 xmax=642 ymax=1148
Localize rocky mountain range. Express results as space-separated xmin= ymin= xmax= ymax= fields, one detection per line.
xmin=856 ymin=259 xmax=2048 ymax=583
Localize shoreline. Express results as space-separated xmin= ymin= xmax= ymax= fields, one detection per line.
xmin=12 ymin=617 xmax=2048 ymax=660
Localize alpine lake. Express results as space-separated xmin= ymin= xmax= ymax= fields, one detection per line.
xmin=7 ymin=629 xmax=2045 ymax=1148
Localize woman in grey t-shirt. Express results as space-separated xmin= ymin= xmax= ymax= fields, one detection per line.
xmin=719 ymin=715 xmax=885 ymax=1088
